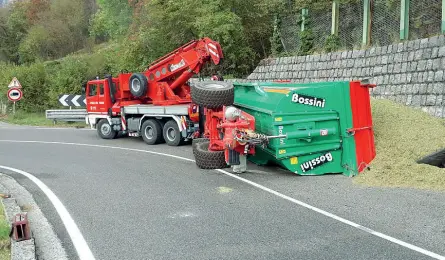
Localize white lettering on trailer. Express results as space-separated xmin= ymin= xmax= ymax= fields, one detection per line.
xmin=291 ymin=93 xmax=326 ymax=108
xmin=300 ymin=152 xmax=333 ymax=173
xmin=169 ymin=59 xmax=186 ymax=72
xmin=278 ymin=126 xmax=285 ymax=145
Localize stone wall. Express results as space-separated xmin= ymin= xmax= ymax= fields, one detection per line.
xmin=245 ymin=35 xmax=445 ymax=118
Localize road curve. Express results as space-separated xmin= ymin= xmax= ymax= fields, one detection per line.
xmin=0 ymin=125 xmax=444 ymax=260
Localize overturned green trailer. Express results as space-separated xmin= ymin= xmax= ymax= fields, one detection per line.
xmin=230 ymin=80 xmax=376 ymax=177
xmin=191 ymin=79 xmax=376 ymax=177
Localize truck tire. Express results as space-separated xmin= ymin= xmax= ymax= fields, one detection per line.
xmin=163 ymin=120 xmax=185 ymax=146
xmin=129 ymin=73 xmax=148 ymax=98
xmin=141 ymin=119 xmax=163 ymax=145
xmin=192 ymin=138 xmax=209 ymax=155
xmin=97 ymin=119 xmax=117 ymax=139
xmin=190 ymin=81 xmax=234 ymax=109
xmin=193 ymin=141 xmax=228 ymax=169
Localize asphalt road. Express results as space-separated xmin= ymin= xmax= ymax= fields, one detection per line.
xmin=0 ymin=124 xmax=444 ymax=260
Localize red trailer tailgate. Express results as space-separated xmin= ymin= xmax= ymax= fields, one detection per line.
xmin=349 ymin=81 xmax=376 ymax=173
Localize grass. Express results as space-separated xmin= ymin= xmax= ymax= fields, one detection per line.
xmin=0 ymin=200 xmax=11 ymax=260
xmin=0 ymin=112 xmax=87 ymax=128
xmin=354 ymin=98 xmax=445 ymax=191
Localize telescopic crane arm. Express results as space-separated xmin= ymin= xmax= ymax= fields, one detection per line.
xmin=129 ymin=37 xmax=224 ymax=106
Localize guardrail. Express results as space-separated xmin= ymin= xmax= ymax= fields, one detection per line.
xmin=45 ymin=109 xmax=87 ymax=123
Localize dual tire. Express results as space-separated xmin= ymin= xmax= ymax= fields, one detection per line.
xmin=141 ymin=119 xmax=185 ymax=146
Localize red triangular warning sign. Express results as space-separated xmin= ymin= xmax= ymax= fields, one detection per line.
xmin=8 ymin=77 xmax=22 ymax=88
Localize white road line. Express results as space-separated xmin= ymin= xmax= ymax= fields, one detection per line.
xmin=0 ymin=140 xmax=195 ymax=162
xmin=0 ymin=165 xmax=95 ymax=260
xmin=0 ymin=127 xmax=94 ymax=130
xmin=0 ymin=139 xmax=444 ymax=259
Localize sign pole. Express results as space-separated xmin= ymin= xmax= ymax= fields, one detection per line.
xmin=13 ymin=101 xmax=16 ymax=115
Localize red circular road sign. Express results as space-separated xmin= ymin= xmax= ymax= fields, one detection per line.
xmin=7 ymin=88 xmax=23 ymax=102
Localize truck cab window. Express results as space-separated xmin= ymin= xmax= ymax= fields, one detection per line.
xmin=88 ymin=84 xmax=97 ymax=96
xmin=99 ymin=84 xmax=104 ymax=95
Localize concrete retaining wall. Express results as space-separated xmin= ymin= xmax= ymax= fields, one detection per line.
xmin=244 ymin=35 xmax=445 ymax=118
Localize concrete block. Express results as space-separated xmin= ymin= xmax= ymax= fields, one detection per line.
xmin=429 ymin=36 xmax=439 ymax=47
xmin=393 ymin=64 xmax=401 ymax=73
xmin=406 ymin=73 xmax=412 ymax=83
xmin=432 ymin=58 xmax=441 ymax=70
xmin=435 ymin=71 xmax=444 ymax=82
xmin=395 ymin=53 xmax=403 ymax=62
xmin=422 ymin=48 xmax=432 ymax=59
xmin=426 ymin=95 xmax=437 ymax=106
xmin=413 ymin=39 xmax=421 ymax=49
xmin=401 ymin=62 xmax=408 ymax=72
xmin=439 ymin=46 xmax=445 ymax=57
xmin=420 ymin=83 xmax=428 ymax=94
xmin=412 ymin=73 xmax=418 ymax=83
xmin=406 ymin=94 xmax=413 ymax=105
xmin=428 ymin=71 xmax=435 ymax=82
xmin=412 ymin=95 xmax=422 ymax=106
xmin=441 ymin=57 xmax=445 ymax=69
xmin=417 ymin=60 xmax=427 ymax=71
xmin=426 ymin=59 xmax=433 ymax=70
xmin=432 ymin=47 xmax=439 ymax=58
xmin=412 ymin=84 xmax=421 ymax=94
xmin=415 ymin=49 xmax=423 ymax=60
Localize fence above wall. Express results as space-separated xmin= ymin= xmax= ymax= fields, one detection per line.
xmin=277 ymin=0 xmax=445 ymax=56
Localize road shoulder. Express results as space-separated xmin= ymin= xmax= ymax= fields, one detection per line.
xmin=0 ymin=174 xmax=68 ymax=260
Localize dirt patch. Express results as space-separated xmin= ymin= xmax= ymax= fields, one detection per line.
xmin=354 ymin=98 xmax=445 ymax=191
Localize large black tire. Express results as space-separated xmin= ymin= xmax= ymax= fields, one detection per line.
xmin=163 ymin=120 xmax=185 ymax=146
xmin=129 ymin=73 xmax=148 ymax=97
xmin=97 ymin=119 xmax=117 ymax=139
xmin=141 ymin=119 xmax=163 ymax=145
xmin=193 ymin=141 xmax=229 ymax=169
xmin=192 ymin=138 xmax=209 ymax=156
xmin=190 ymin=81 xmax=234 ymax=109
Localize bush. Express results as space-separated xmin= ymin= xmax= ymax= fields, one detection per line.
xmin=0 ymin=62 xmax=48 ymax=112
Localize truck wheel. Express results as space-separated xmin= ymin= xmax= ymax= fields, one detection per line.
xmin=191 ymin=81 xmax=234 ymax=109
xmin=97 ymin=119 xmax=117 ymax=139
xmin=163 ymin=120 xmax=185 ymax=146
xmin=193 ymin=141 xmax=228 ymax=169
xmin=129 ymin=73 xmax=148 ymax=98
xmin=141 ymin=119 xmax=163 ymax=145
xmin=192 ymin=138 xmax=209 ymax=155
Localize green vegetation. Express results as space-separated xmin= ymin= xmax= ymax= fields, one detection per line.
xmin=0 ymin=200 xmax=10 ymax=260
xmin=354 ymin=99 xmax=445 ymax=191
xmin=1 ymin=112 xmax=86 ymax=127
xmin=0 ymin=0 xmax=285 ymax=114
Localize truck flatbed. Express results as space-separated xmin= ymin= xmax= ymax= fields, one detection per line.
xmin=123 ymin=104 xmax=190 ymax=116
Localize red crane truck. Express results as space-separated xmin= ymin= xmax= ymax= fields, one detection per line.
xmin=83 ymin=37 xmax=225 ymax=146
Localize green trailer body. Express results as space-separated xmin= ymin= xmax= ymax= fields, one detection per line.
xmin=232 ymin=80 xmax=376 ymax=177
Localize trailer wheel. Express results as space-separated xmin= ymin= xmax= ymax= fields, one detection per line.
xmin=191 ymin=81 xmax=234 ymax=109
xmin=192 ymin=138 xmax=209 ymax=155
xmin=141 ymin=119 xmax=163 ymax=145
xmin=129 ymin=73 xmax=148 ymax=98
xmin=97 ymin=119 xmax=117 ymax=139
xmin=163 ymin=120 xmax=185 ymax=146
xmin=193 ymin=141 xmax=228 ymax=169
